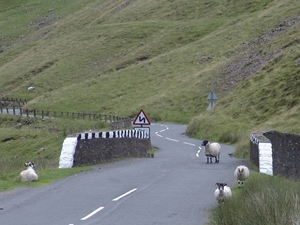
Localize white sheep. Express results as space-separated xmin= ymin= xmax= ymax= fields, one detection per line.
xmin=27 ymin=86 xmax=35 ymax=92
xmin=201 ymin=140 xmax=221 ymax=163
xmin=214 ymin=182 xmax=232 ymax=204
xmin=18 ymin=162 xmax=38 ymax=182
xmin=234 ymin=165 xmax=250 ymax=187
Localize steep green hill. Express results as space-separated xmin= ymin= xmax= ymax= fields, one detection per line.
xmin=1 ymin=0 xmax=300 ymax=158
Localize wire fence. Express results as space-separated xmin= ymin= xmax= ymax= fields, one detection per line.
xmin=0 ymin=106 xmax=132 ymax=129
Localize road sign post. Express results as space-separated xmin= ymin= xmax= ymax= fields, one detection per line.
xmin=133 ymin=109 xmax=151 ymax=138
xmin=206 ymin=90 xmax=218 ymax=110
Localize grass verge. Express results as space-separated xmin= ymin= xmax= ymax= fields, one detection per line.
xmin=209 ymin=172 xmax=300 ymax=225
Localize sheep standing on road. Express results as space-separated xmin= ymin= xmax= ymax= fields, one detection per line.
xmin=214 ymin=182 xmax=232 ymax=204
xmin=18 ymin=162 xmax=38 ymax=182
xmin=234 ymin=165 xmax=250 ymax=187
xmin=201 ymin=140 xmax=221 ymax=163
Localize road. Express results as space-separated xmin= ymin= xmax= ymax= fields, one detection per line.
xmin=0 ymin=123 xmax=247 ymax=225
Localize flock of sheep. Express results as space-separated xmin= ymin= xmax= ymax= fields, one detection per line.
xmin=201 ymin=140 xmax=250 ymax=204
xmin=17 ymin=139 xmax=249 ymax=205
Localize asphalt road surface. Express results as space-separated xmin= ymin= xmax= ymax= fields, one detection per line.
xmin=0 ymin=123 xmax=248 ymax=225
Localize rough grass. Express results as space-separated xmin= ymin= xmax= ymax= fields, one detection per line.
xmin=0 ymin=114 xmax=109 ymax=190
xmin=209 ymin=173 xmax=300 ymax=225
xmin=1 ymin=1 xmax=300 ymax=222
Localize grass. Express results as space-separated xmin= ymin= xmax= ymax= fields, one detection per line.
xmin=0 ymin=114 xmax=110 ymax=191
xmin=209 ymin=172 xmax=300 ymax=225
xmin=1 ymin=0 xmax=300 ymax=222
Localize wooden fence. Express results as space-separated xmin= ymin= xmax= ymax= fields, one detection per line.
xmin=0 ymin=106 xmax=131 ymax=125
xmin=0 ymin=98 xmax=133 ymax=130
xmin=0 ymin=97 xmax=27 ymax=107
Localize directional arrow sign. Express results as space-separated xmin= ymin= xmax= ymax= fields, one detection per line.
xmin=133 ymin=109 xmax=151 ymax=125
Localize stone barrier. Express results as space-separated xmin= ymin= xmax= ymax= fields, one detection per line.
xmin=59 ymin=130 xmax=151 ymax=168
xmin=250 ymin=130 xmax=300 ymax=180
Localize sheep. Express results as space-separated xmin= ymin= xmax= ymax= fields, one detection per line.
xmin=234 ymin=165 xmax=250 ymax=187
xmin=201 ymin=140 xmax=221 ymax=163
xmin=18 ymin=162 xmax=38 ymax=182
xmin=214 ymin=182 xmax=232 ymax=204
xmin=27 ymin=86 xmax=35 ymax=92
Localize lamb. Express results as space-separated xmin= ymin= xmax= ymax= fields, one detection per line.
xmin=234 ymin=165 xmax=250 ymax=187
xmin=214 ymin=182 xmax=232 ymax=204
xmin=27 ymin=86 xmax=35 ymax=92
xmin=18 ymin=162 xmax=38 ymax=182
xmin=201 ymin=140 xmax=221 ymax=163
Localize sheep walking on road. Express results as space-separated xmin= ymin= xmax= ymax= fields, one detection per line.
xmin=214 ymin=182 xmax=232 ymax=204
xmin=201 ymin=140 xmax=221 ymax=163
xmin=18 ymin=162 xmax=38 ymax=182
xmin=234 ymin=165 xmax=250 ymax=187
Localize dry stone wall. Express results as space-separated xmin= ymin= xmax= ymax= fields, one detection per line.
xmin=59 ymin=130 xmax=151 ymax=168
xmin=250 ymin=130 xmax=300 ymax=180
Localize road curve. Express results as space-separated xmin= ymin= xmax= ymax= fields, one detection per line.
xmin=0 ymin=123 xmax=248 ymax=225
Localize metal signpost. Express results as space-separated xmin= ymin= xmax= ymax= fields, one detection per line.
xmin=133 ymin=109 xmax=151 ymax=138
xmin=206 ymin=90 xmax=218 ymax=110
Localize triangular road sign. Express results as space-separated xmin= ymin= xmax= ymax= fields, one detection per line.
xmin=133 ymin=109 xmax=151 ymax=125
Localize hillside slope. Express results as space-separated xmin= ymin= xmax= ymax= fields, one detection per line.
xmin=1 ymin=0 xmax=300 ymax=156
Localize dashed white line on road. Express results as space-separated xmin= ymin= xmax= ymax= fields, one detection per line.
xmin=155 ymin=132 xmax=163 ymax=137
xmin=196 ymin=146 xmax=202 ymax=157
xmin=81 ymin=207 xmax=105 ymax=221
xmin=183 ymin=142 xmax=196 ymax=146
xmin=166 ymin=138 xmax=179 ymax=142
xmin=112 ymin=188 xmax=138 ymax=201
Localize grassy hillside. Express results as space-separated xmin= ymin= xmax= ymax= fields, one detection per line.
xmin=1 ymin=0 xmax=300 ymax=159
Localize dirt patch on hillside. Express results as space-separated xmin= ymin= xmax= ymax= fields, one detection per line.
xmin=208 ymin=13 xmax=300 ymax=93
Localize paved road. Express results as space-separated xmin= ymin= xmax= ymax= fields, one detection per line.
xmin=0 ymin=123 xmax=247 ymax=225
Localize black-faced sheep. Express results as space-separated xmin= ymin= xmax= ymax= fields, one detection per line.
xmin=234 ymin=165 xmax=250 ymax=187
xmin=201 ymin=140 xmax=221 ymax=163
xmin=18 ymin=162 xmax=38 ymax=182
xmin=214 ymin=182 xmax=232 ymax=204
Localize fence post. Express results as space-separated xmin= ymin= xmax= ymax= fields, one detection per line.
xmin=6 ymin=108 xmax=9 ymax=114
xmin=0 ymin=106 xmax=2 ymax=114
xmin=26 ymin=109 xmax=29 ymax=117
xmin=33 ymin=109 xmax=36 ymax=117
xmin=20 ymin=108 xmax=22 ymax=116
xmin=13 ymin=106 xmax=15 ymax=115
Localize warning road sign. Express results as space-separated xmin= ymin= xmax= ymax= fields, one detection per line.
xmin=133 ymin=109 xmax=151 ymax=125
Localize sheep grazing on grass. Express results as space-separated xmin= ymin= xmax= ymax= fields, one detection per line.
xmin=234 ymin=165 xmax=250 ymax=187
xmin=19 ymin=162 xmax=38 ymax=182
xmin=214 ymin=182 xmax=232 ymax=204
xmin=27 ymin=86 xmax=35 ymax=92
xmin=201 ymin=140 xmax=221 ymax=163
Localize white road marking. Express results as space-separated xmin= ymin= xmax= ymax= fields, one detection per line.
xmin=81 ymin=207 xmax=104 ymax=221
xmin=159 ymin=129 xmax=166 ymax=132
xmin=166 ymin=138 xmax=179 ymax=142
xmin=155 ymin=132 xmax=163 ymax=137
xmin=112 ymin=188 xmax=137 ymax=201
xmin=183 ymin=142 xmax=195 ymax=146
xmin=196 ymin=146 xmax=202 ymax=157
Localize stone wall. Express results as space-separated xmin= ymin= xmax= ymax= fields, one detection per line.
xmin=59 ymin=130 xmax=151 ymax=168
xmin=250 ymin=130 xmax=300 ymax=180
xmin=263 ymin=130 xmax=300 ymax=180
xmin=73 ymin=137 xmax=151 ymax=166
